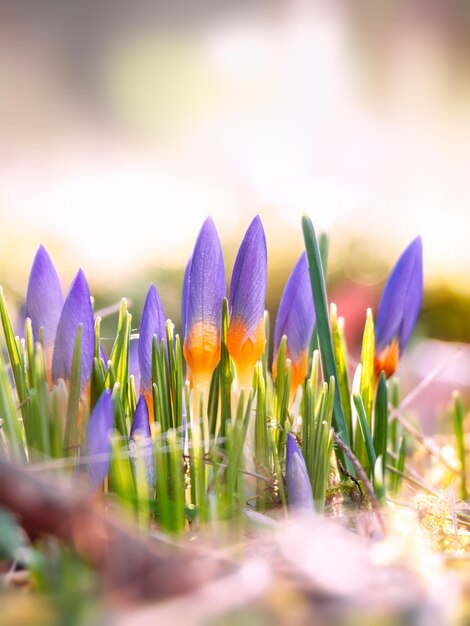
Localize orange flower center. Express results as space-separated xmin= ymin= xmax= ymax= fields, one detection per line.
xmin=226 ymin=316 xmax=265 ymax=387
xmin=374 ymin=338 xmax=400 ymax=379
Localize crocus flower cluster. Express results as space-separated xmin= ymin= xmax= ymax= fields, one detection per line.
xmin=18 ymin=222 xmax=423 ymax=504
xmin=25 ymin=246 xmax=95 ymax=391
xmin=181 ymin=215 xmax=268 ymax=413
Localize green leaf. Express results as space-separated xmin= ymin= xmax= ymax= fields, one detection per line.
xmin=274 ymin=335 xmax=291 ymax=456
xmin=110 ymin=434 xmax=136 ymax=509
xmin=302 ymin=216 xmax=353 ymax=474
xmin=0 ymin=289 xmax=30 ymax=436
xmin=255 ymin=361 xmax=270 ymax=511
xmin=453 ymin=391 xmax=467 ymax=501
xmin=309 ymin=233 xmax=329 ymax=358
xmin=391 ymin=436 xmax=406 ymax=497
xmin=219 ymin=298 xmax=233 ymax=441
xmin=355 ymin=309 xmax=375 ymax=470
xmin=360 ymin=308 xmax=375 ymax=419
xmin=109 ymin=299 xmax=131 ymax=409
xmin=50 ymin=383 xmax=67 ymax=458
xmin=207 ymin=364 xmax=220 ymax=437
xmin=226 ymin=390 xmax=253 ymax=497
xmin=353 ymin=393 xmax=376 ymax=479
xmin=373 ymin=371 xmax=388 ymax=482
xmin=188 ymin=420 xmax=208 ymax=524
xmin=330 ymin=303 xmax=352 ymax=441
xmin=152 ymin=336 xmax=171 ymax=432
xmin=0 ymin=349 xmax=25 ymax=462
xmin=167 ymin=429 xmax=185 ymax=533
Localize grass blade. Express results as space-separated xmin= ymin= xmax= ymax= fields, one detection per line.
xmin=373 ymin=371 xmax=388 ymax=482
xmin=453 ymin=391 xmax=467 ymax=501
xmin=302 ymin=216 xmax=353 ymax=474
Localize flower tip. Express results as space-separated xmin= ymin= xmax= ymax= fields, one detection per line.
xmin=183 ymin=217 xmax=225 ymax=387
xmin=130 ymin=394 xmax=151 ymax=439
xmin=286 ymin=433 xmax=298 ymax=460
xmin=26 ymin=244 xmax=63 ymax=346
xmin=375 ymin=235 xmax=423 ymax=358
xmin=199 ymin=216 xmax=218 ymax=239
xmin=273 ymin=252 xmax=314 ymax=393
xmin=226 ymin=217 xmax=267 ymax=382
xmin=138 ymin=283 xmax=166 ymax=393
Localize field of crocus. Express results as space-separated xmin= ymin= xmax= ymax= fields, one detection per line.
xmin=1 ymin=215 xmax=469 ymax=625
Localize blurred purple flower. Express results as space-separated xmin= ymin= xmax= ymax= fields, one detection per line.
xmin=87 ymin=389 xmax=114 ymax=488
xmin=25 ymin=245 xmax=63 ymax=347
xmin=286 ymin=434 xmax=314 ymax=512
xmin=273 ymin=253 xmax=315 ymax=393
xmin=138 ymin=284 xmax=166 ymax=396
xmin=51 ymin=269 xmax=95 ymax=392
xmin=226 ymin=216 xmax=267 ymax=388
xmin=129 ymin=393 xmax=155 ymax=486
xmin=375 ymin=237 xmax=423 ymax=378
xmin=183 ymin=218 xmax=225 ymax=390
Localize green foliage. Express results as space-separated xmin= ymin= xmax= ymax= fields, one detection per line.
xmin=0 ymin=216 xmax=446 ymax=543
xmin=301 ymin=365 xmax=334 ymax=513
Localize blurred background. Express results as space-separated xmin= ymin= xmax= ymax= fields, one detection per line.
xmin=1 ymin=0 xmax=470 ymax=414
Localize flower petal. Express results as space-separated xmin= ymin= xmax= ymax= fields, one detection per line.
xmin=181 ymin=254 xmax=192 ymax=337
xmin=138 ymin=284 xmax=166 ymax=393
xmin=375 ymin=237 xmax=423 ymax=353
xmin=228 ymin=216 xmax=267 ymax=339
xmin=226 ymin=216 xmax=267 ymax=386
xmin=273 ymin=253 xmax=315 ymax=389
xmin=130 ymin=393 xmax=151 ymax=439
xmin=25 ymin=245 xmax=63 ymax=347
xmin=286 ymin=434 xmax=314 ymax=512
xmin=183 ymin=218 xmax=225 ymax=385
xmin=129 ymin=338 xmax=141 ymax=391
xmin=51 ymin=269 xmax=95 ymax=391
xmin=87 ymin=389 xmax=114 ymax=488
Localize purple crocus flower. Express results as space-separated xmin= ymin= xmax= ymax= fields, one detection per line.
xmin=226 ymin=216 xmax=267 ymax=388
xmin=87 ymin=389 xmax=114 ymax=488
xmin=25 ymin=245 xmax=63 ymax=348
xmin=51 ymin=269 xmax=95 ymax=392
xmin=273 ymin=253 xmax=315 ymax=393
xmin=286 ymin=433 xmax=314 ymax=512
xmin=129 ymin=393 xmax=155 ymax=486
xmin=375 ymin=237 xmax=423 ymax=378
xmin=181 ymin=254 xmax=192 ymax=338
xmin=130 ymin=393 xmax=152 ymax=439
xmin=182 ymin=218 xmax=225 ymax=391
xmin=138 ymin=284 xmax=166 ymax=398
